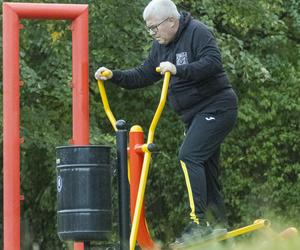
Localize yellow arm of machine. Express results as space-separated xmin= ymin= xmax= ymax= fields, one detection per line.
xmin=97 ymin=71 xmax=117 ymax=131
xmin=97 ymin=68 xmax=171 ymax=250
xmin=97 ymin=71 xmax=131 ymax=182
xmin=130 ymin=69 xmax=171 ymax=250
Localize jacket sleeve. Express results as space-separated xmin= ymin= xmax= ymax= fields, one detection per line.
xmin=176 ymin=24 xmax=224 ymax=82
xmin=111 ymin=45 xmax=161 ymax=89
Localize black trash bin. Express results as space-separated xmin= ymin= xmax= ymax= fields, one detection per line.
xmin=56 ymin=145 xmax=112 ymax=241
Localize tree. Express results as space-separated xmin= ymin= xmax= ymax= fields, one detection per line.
xmin=1 ymin=0 xmax=299 ymax=248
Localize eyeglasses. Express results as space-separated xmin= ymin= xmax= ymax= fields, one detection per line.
xmin=146 ymin=18 xmax=169 ymax=33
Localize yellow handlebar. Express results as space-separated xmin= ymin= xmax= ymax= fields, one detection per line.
xmin=148 ymin=71 xmax=170 ymax=143
xmin=101 ymin=70 xmax=112 ymax=78
xmin=97 ymin=70 xmax=117 ymax=131
xmin=130 ymin=70 xmax=171 ymax=250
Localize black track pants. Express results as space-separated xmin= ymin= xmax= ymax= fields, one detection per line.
xmin=178 ymin=109 xmax=237 ymax=225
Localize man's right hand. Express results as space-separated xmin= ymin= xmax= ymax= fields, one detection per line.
xmin=94 ymin=67 xmax=113 ymax=81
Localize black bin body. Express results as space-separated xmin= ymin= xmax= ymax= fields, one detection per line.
xmin=56 ymin=145 xmax=112 ymax=241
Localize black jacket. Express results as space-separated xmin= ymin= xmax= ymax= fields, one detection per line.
xmin=112 ymin=12 xmax=236 ymax=123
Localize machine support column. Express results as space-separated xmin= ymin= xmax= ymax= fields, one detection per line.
xmin=116 ymin=120 xmax=130 ymax=250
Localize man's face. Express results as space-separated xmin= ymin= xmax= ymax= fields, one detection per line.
xmin=145 ymin=16 xmax=177 ymax=44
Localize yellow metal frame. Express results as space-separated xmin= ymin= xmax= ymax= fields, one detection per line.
xmin=97 ymin=69 xmax=171 ymax=250
xmin=97 ymin=71 xmax=117 ymax=131
xmin=130 ymin=69 xmax=171 ymax=250
xmin=218 ymin=219 xmax=270 ymax=241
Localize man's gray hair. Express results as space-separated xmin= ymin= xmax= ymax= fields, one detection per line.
xmin=143 ymin=0 xmax=180 ymax=21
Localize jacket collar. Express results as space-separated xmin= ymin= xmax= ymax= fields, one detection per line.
xmin=167 ymin=11 xmax=191 ymax=46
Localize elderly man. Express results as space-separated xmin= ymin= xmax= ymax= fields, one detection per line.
xmin=95 ymin=0 xmax=238 ymax=245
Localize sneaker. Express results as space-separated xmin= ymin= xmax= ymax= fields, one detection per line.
xmin=171 ymin=221 xmax=227 ymax=247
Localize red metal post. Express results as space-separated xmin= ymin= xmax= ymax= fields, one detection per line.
xmin=71 ymin=7 xmax=89 ymax=250
xmin=129 ymin=126 xmax=155 ymax=249
xmin=7 ymin=2 xmax=88 ymax=20
xmin=2 ymin=3 xmax=89 ymax=250
xmin=72 ymin=7 xmax=89 ymax=145
xmin=71 ymin=5 xmax=89 ymax=250
xmin=3 ymin=4 xmax=21 ymax=250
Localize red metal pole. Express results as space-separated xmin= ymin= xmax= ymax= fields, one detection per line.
xmin=129 ymin=126 xmax=155 ymax=249
xmin=2 ymin=3 xmax=89 ymax=250
xmin=72 ymin=7 xmax=89 ymax=145
xmin=3 ymin=4 xmax=21 ymax=250
xmin=71 ymin=7 xmax=89 ymax=250
xmin=6 ymin=2 xmax=87 ymax=20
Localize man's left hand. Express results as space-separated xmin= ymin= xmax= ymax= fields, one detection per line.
xmin=159 ymin=61 xmax=177 ymax=75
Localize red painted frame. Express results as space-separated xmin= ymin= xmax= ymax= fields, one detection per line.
xmin=2 ymin=3 xmax=89 ymax=250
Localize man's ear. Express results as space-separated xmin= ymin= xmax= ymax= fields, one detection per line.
xmin=168 ymin=17 xmax=174 ymax=27
xmin=169 ymin=17 xmax=178 ymax=28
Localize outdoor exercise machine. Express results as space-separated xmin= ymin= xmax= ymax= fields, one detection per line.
xmin=97 ymin=69 xmax=298 ymax=250
xmin=97 ymin=68 xmax=170 ymax=250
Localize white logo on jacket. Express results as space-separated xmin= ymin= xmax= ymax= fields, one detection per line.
xmin=176 ymin=52 xmax=189 ymax=65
